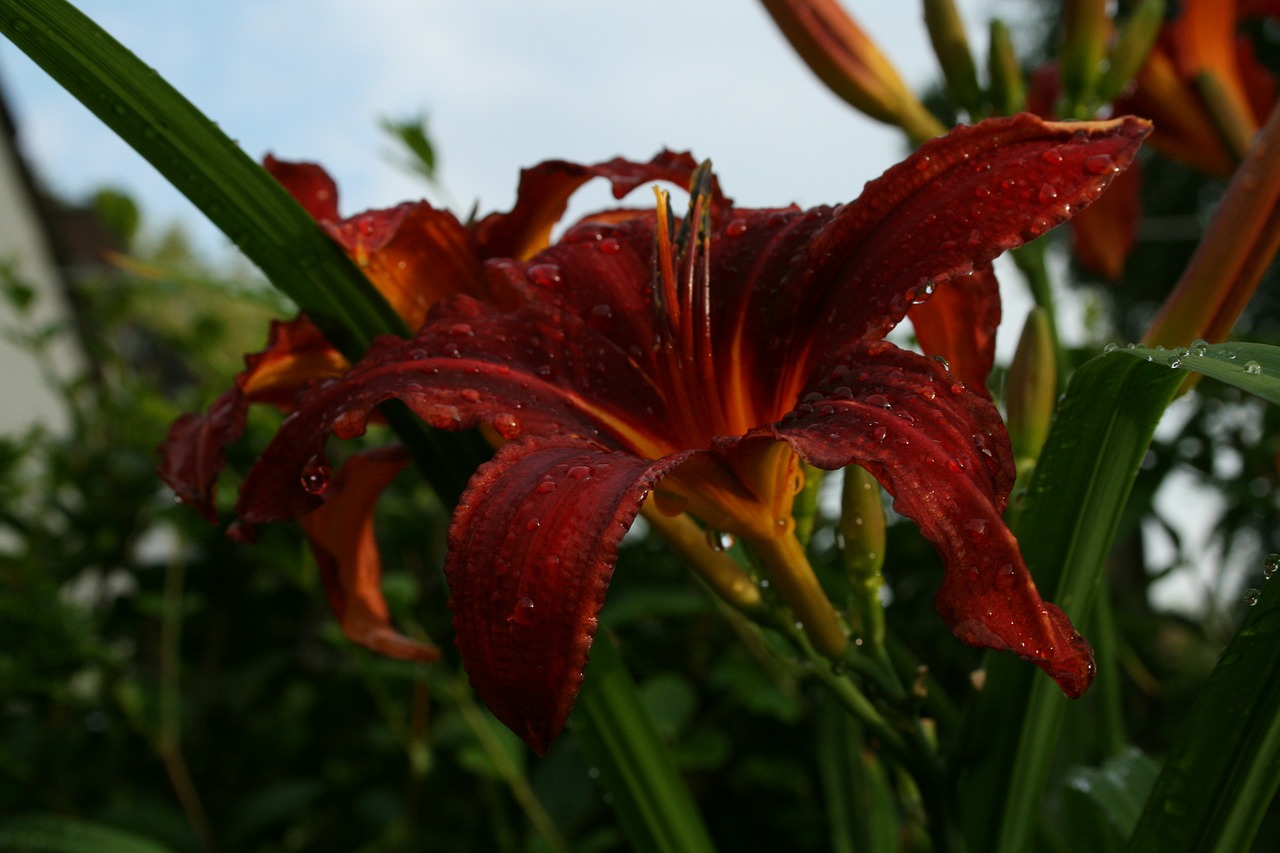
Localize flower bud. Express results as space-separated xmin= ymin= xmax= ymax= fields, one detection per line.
xmin=760 ymin=0 xmax=946 ymax=142
xmin=987 ymin=19 xmax=1026 ymax=116
xmin=1095 ymin=0 xmax=1165 ymax=104
xmin=1005 ymin=307 xmax=1057 ymax=466
xmin=841 ymin=465 xmax=886 ymax=647
xmin=1060 ymin=0 xmax=1109 ymax=116
xmin=924 ymin=0 xmax=984 ymax=116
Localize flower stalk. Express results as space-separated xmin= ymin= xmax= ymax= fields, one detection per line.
xmin=840 ymin=465 xmax=887 ymax=651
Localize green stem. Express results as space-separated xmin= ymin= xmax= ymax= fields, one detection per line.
xmin=444 ymin=676 xmax=573 ymax=853
xmin=571 ymin=633 xmax=717 ymax=853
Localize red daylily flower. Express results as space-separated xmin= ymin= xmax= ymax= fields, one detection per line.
xmin=163 ymin=114 xmax=1148 ymax=754
xmin=160 ymin=150 xmax=709 ymax=521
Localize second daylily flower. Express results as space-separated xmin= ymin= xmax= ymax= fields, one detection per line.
xmin=163 ymin=114 xmax=1148 ymax=753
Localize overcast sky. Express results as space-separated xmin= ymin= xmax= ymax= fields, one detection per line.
xmin=0 ymin=1 xmax=1001 ymax=247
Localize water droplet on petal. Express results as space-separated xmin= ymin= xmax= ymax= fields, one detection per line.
xmin=527 ymin=263 xmax=563 ymax=288
xmin=726 ymin=219 xmax=748 ymax=237
xmin=508 ymin=596 xmax=536 ymax=625
xmin=535 ymin=478 xmax=557 ymax=495
xmin=1037 ymin=183 xmax=1059 ymax=203
xmin=492 ymin=412 xmax=522 ymax=438
xmin=1245 ymin=587 xmax=1262 ymax=606
xmin=1041 ymin=148 xmax=1064 ymax=165
xmin=1167 ymin=356 xmax=1183 ymax=368
xmin=1103 ymin=342 xmax=1119 ymax=353
xmin=1244 ymin=360 xmax=1263 ymax=375
xmin=598 ymin=237 xmax=622 ymax=254
xmin=567 ymin=465 xmax=592 ymax=480
xmin=1084 ymin=154 xmax=1115 ymax=175
xmin=300 ymin=457 xmax=331 ymax=495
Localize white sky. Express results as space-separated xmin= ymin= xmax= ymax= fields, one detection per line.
xmin=0 ymin=1 xmax=997 ymax=250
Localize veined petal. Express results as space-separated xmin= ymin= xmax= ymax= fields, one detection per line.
xmin=298 ymin=446 xmax=439 ymax=663
xmin=447 ymin=439 xmax=687 ymax=754
xmin=234 ymin=296 xmax=673 ymax=527
xmin=158 ymin=386 xmax=247 ymax=523
xmin=769 ymin=342 xmax=1093 ymax=696
xmin=472 ymin=150 xmax=726 ymax=261
xmin=157 ymin=317 xmax=348 ymax=522
xmin=906 ymin=267 xmax=1001 ymax=397
xmin=266 ymin=155 xmax=492 ymax=329
xmin=778 ymin=114 xmax=1149 ymax=375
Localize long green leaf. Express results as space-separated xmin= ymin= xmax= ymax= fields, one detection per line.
xmin=570 ymin=632 xmax=718 ymax=853
xmin=1128 ymin=576 xmax=1280 ymax=852
xmin=0 ymin=815 xmax=176 ymax=853
xmin=957 ymin=340 xmax=1280 ymax=852
xmin=955 ymin=351 xmax=1185 ymax=853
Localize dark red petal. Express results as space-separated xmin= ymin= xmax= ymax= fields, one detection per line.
xmin=234 ymin=297 xmax=671 ymax=527
xmin=906 ymin=267 xmax=1001 ymax=398
xmin=786 ymin=114 xmax=1149 ymax=362
xmin=323 ymin=203 xmax=495 ymax=328
xmin=1070 ymin=161 xmax=1141 ymax=281
xmin=770 ymin=342 xmax=1093 ymax=696
xmin=157 ymin=387 xmax=247 ymax=523
xmin=264 ymin=155 xmax=341 ymax=221
xmin=157 ymin=317 xmax=348 ymax=521
xmin=298 ymin=446 xmax=439 ymax=663
xmin=472 ymin=150 xmax=727 ymax=261
xmin=446 ymin=439 xmax=686 ymax=754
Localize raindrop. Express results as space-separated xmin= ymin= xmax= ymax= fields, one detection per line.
xmin=932 ymin=355 xmax=951 ymax=371
xmin=726 ymin=219 xmax=749 ymax=237
xmin=1244 ymin=361 xmax=1263 ymax=375
xmin=872 ymin=425 xmax=888 ymax=442
xmin=1245 ymin=588 xmax=1262 ymax=607
xmin=1037 ymin=183 xmax=1059 ymax=203
xmin=1265 ymin=553 xmax=1280 ymax=579
xmin=492 ymin=412 xmax=522 ymax=439
xmin=535 ymin=479 xmax=557 ymax=495
xmin=567 ymin=465 xmax=593 ymax=480
xmin=598 ymin=238 xmax=622 ymax=254
xmin=1041 ymin=148 xmax=1064 ymax=165
xmin=1167 ymin=356 xmax=1183 ymax=369
xmin=527 ymin=263 xmax=563 ymax=288
xmin=507 ymin=596 xmax=536 ymax=625
xmin=911 ymin=281 xmax=937 ymax=304
xmin=863 ymin=393 xmax=891 ymax=408
xmin=1103 ymin=343 xmax=1119 ymax=353
xmin=1084 ymin=154 xmax=1115 ymax=175
xmin=1192 ymin=339 xmax=1210 ymax=355
xmin=706 ymin=528 xmax=735 ymax=552
xmin=300 ymin=457 xmax=331 ymax=495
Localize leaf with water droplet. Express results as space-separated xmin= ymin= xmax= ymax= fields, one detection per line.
xmin=1113 ymin=342 xmax=1280 ymax=406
